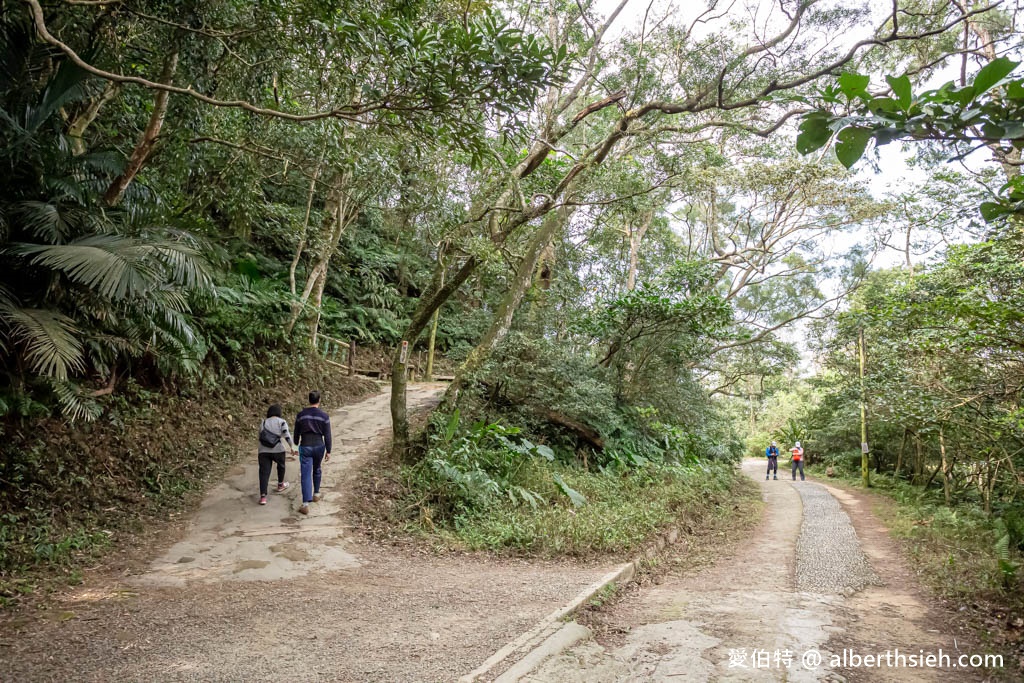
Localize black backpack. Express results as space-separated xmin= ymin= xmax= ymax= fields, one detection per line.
xmin=258 ymin=419 xmax=281 ymax=448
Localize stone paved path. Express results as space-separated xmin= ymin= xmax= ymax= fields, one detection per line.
xmin=525 ymin=459 xmax=973 ymax=682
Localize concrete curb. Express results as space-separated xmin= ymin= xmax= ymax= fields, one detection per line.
xmin=459 ymin=562 xmax=637 ymax=682
xmin=493 ymin=622 xmax=591 ymax=683
xmin=460 ymin=523 xmax=686 ymax=682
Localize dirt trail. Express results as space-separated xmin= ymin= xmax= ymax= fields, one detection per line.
xmin=136 ymin=384 xmax=446 ymax=585
xmin=527 ymin=459 xmax=977 ymax=682
xmin=0 ymin=383 xmax=612 ymax=683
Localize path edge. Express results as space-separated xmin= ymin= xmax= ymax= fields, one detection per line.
xmin=459 ymin=560 xmax=637 ymax=682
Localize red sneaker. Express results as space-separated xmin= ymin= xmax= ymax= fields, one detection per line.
xmin=259 ymin=496 xmax=267 ymax=505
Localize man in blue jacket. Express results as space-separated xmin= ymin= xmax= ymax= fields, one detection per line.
xmin=765 ymin=441 xmax=779 ymax=480
xmin=295 ymin=390 xmax=332 ymax=515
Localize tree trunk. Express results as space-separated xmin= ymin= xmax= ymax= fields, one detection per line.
xmin=858 ymin=327 xmax=870 ymax=488
xmin=390 ymin=255 xmax=481 ymax=459
xmin=308 ymin=266 xmax=328 ymax=346
xmin=287 ymin=174 xmax=356 ymax=338
xmin=447 ymin=206 xmax=571 ymax=403
xmin=103 ymin=51 xmax=179 ymax=206
xmin=895 ymin=428 xmax=907 ymax=477
xmin=542 ymin=409 xmax=604 ymax=449
xmin=913 ymin=432 xmax=924 ymax=485
xmin=626 ymin=210 xmax=653 ymax=291
xmin=67 ymin=81 xmax=118 ymax=156
xmin=425 ymin=252 xmax=445 ymax=381
xmin=939 ymin=426 xmax=951 ymax=505
xmin=289 ymin=148 xmax=327 ymax=300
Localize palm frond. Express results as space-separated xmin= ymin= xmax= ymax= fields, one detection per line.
xmin=28 ymin=59 xmax=92 ymax=132
xmin=153 ymin=243 xmax=212 ymax=290
xmin=11 ymin=201 xmax=80 ymax=243
xmin=14 ymin=234 xmax=161 ymax=301
xmin=0 ymin=305 xmax=84 ymax=380
xmin=49 ymin=379 xmax=102 ymax=422
xmin=42 ymin=173 xmax=89 ymax=205
xmin=79 ymin=150 xmax=124 ymax=176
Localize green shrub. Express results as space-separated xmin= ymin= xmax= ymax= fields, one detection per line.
xmin=400 ymin=411 xmax=742 ymax=556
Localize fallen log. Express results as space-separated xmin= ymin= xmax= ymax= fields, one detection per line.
xmin=542 ymin=410 xmax=604 ymax=450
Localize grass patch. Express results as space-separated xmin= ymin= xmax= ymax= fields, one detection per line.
xmin=402 ymin=456 xmax=743 ymax=557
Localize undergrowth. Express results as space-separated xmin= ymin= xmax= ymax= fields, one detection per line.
xmin=393 ymin=410 xmax=743 ymax=557
xmin=433 ymin=459 xmax=738 ymax=556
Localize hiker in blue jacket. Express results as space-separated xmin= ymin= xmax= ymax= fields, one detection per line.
xmin=295 ymin=390 xmax=332 ymax=516
xmin=766 ymin=441 xmax=779 ymax=480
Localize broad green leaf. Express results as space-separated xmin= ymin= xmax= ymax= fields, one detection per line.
xmin=867 ymin=97 xmax=901 ymax=118
xmin=552 ymin=473 xmax=586 ymax=507
xmin=979 ymin=201 xmax=1006 ymax=222
xmin=835 ymin=126 xmax=873 ymax=168
xmin=533 ymin=444 xmax=555 ymax=461
xmin=886 ymin=75 xmax=912 ymax=109
xmin=838 ymin=72 xmax=870 ymax=99
xmin=1001 ymin=121 xmax=1024 ymax=139
xmin=796 ymin=114 xmax=832 ymax=155
xmin=981 ymin=121 xmax=1006 ymax=139
xmin=971 ymin=57 xmax=1020 ymax=97
xmin=873 ymin=127 xmax=901 ymax=146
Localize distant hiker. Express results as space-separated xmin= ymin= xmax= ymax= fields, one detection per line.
xmin=765 ymin=441 xmax=779 ymax=480
xmin=791 ymin=441 xmax=805 ymax=481
xmin=295 ymin=390 xmax=332 ymax=515
xmin=257 ymin=404 xmax=296 ymax=505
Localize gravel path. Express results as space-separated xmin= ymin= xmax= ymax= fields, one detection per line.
xmin=795 ymin=483 xmax=879 ymax=594
xmin=525 ymin=459 xmax=970 ymax=682
xmin=0 ymin=384 xmax=612 ymax=682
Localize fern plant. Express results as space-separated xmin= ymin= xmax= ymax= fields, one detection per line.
xmin=410 ymin=410 xmax=586 ymax=518
xmin=994 ymin=519 xmax=1019 ymax=589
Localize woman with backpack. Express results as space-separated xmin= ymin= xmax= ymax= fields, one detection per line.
xmin=257 ymin=404 xmax=297 ymax=505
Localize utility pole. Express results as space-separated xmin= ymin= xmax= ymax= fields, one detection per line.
xmin=859 ymin=327 xmax=871 ymax=488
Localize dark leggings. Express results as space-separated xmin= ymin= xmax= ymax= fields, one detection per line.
xmin=767 ymin=456 xmax=778 ymax=475
xmin=792 ymin=459 xmax=805 ymax=480
xmin=258 ymin=451 xmax=286 ymax=496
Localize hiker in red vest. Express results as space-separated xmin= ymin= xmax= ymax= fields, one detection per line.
xmin=791 ymin=441 xmax=805 ymax=481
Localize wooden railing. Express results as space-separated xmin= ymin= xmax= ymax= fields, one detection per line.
xmin=317 ymin=334 xmax=355 ymax=376
xmin=315 ymin=334 xmax=452 ymax=382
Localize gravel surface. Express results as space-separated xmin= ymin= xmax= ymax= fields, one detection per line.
xmin=794 ymin=483 xmax=879 ymax=594
xmin=0 ymin=549 xmax=607 ymax=682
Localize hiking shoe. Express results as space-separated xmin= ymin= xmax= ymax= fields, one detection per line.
xmin=773 ymin=476 xmax=778 ymax=480
xmin=298 ymin=504 xmax=309 ymax=515
xmin=276 ymin=482 xmax=290 ymax=493
xmin=312 ymin=493 xmax=322 ymax=502
xmin=259 ymin=496 xmax=267 ymax=505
